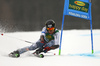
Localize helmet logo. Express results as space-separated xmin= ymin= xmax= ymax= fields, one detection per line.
xmin=48 ymin=25 xmax=52 ymax=28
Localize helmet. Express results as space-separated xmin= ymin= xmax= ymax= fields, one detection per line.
xmin=45 ymin=19 xmax=56 ymax=28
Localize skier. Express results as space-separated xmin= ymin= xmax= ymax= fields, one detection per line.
xmin=9 ymin=19 xmax=60 ymax=58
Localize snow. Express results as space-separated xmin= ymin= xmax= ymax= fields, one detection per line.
xmin=0 ymin=29 xmax=100 ymax=66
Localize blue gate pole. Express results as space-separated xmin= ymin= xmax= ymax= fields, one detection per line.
xmin=89 ymin=0 xmax=94 ymax=54
xmin=90 ymin=20 xmax=94 ymax=54
xmin=59 ymin=15 xmax=65 ymax=55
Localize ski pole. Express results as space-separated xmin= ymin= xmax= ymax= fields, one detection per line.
xmin=1 ymin=33 xmax=34 ymax=44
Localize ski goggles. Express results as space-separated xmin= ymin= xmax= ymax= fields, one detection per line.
xmin=47 ymin=27 xmax=55 ymax=31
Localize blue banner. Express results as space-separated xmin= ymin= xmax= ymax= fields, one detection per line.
xmin=59 ymin=0 xmax=93 ymax=55
xmin=63 ymin=0 xmax=91 ymax=20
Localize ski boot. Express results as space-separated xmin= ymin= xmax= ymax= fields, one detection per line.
xmin=33 ymin=48 xmax=44 ymax=58
xmin=33 ymin=48 xmax=43 ymax=55
xmin=9 ymin=50 xmax=20 ymax=58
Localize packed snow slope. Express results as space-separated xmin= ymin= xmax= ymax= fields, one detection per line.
xmin=0 ymin=29 xmax=100 ymax=66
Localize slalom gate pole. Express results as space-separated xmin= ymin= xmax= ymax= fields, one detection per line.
xmin=90 ymin=20 xmax=94 ymax=54
xmin=59 ymin=15 xmax=65 ymax=55
xmin=89 ymin=0 xmax=94 ymax=54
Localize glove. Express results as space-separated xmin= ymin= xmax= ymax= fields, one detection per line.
xmin=43 ymin=47 xmax=51 ymax=53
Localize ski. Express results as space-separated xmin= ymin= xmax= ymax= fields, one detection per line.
xmin=8 ymin=53 xmax=44 ymax=58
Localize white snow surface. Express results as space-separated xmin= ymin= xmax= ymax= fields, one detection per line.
xmin=0 ymin=29 xmax=100 ymax=66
